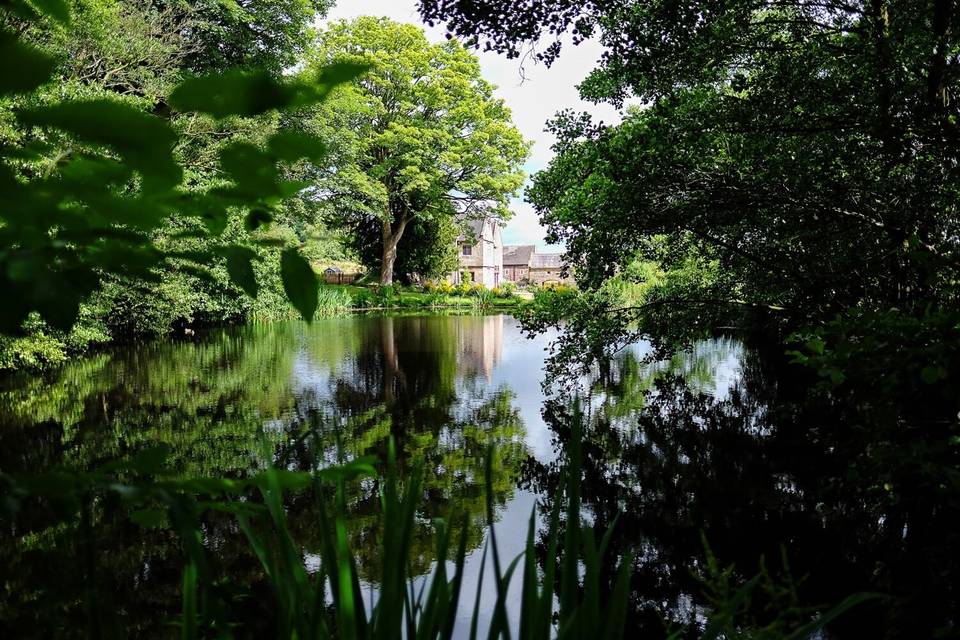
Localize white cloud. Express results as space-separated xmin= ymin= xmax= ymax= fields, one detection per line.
xmin=321 ymin=1 xmax=624 ymax=252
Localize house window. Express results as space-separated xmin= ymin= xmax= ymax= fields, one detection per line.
xmin=462 ymin=244 xmax=472 ymax=256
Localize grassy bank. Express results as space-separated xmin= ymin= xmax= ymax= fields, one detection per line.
xmin=0 ymin=284 xmax=523 ymax=374
xmin=306 ymin=283 xmax=523 ymax=313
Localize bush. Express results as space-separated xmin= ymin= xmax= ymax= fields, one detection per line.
xmin=352 ymin=290 xmax=374 ymax=308
xmin=0 ymin=309 xmax=111 ymax=373
xmin=473 ymin=286 xmax=495 ymax=307
xmin=498 ymin=281 xmax=517 ymax=298
xmin=315 ymin=286 xmax=353 ymax=314
xmin=468 ymin=282 xmax=487 ymax=297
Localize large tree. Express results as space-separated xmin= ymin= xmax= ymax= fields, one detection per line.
xmin=307 ymin=17 xmax=528 ymax=285
xmin=421 ymin=1 xmax=960 ymax=392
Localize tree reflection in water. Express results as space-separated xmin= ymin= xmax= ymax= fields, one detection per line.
xmin=524 ymin=338 xmax=959 ymax=638
xmin=0 ymin=315 xmax=526 ymax=637
xmin=1 ymin=319 xmax=957 ymax=638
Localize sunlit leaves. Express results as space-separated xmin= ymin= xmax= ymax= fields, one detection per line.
xmin=309 ymin=18 xmax=527 ymax=282
xmin=280 ymin=248 xmax=318 ymax=321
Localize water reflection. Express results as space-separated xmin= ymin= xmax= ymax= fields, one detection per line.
xmin=0 ymin=317 xmax=956 ymax=638
xmin=0 ymin=315 xmax=529 ymax=636
xmin=530 ymin=339 xmax=958 ymax=638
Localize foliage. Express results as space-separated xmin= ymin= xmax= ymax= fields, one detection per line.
xmin=348 ymin=210 xmax=461 ymax=284
xmin=495 ymin=281 xmax=516 ymax=298
xmin=0 ymin=0 xmax=352 ymax=368
xmin=0 ymin=1 xmax=367 ymax=359
xmin=0 ymin=402 xmax=873 ymax=638
xmin=307 ymin=17 xmax=529 ymax=284
xmin=420 ymin=0 xmax=960 ymax=400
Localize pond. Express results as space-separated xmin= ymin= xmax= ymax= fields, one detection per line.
xmin=0 ymin=314 xmax=956 ymax=638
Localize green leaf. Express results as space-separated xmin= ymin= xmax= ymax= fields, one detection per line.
xmin=19 ymin=100 xmax=180 ymax=189
xmin=130 ymin=444 xmax=171 ymax=475
xmin=0 ymin=30 xmax=56 ymax=96
xmin=921 ymin=365 xmax=947 ymax=384
xmin=268 ymin=131 xmax=327 ymax=163
xmin=314 ymin=62 xmax=370 ymax=93
xmin=224 ymin=247 xmax=258 ymax=298
xmin=280 ymin=248 xmax=318 ymax=322
xmin=26 ymin=0 xmax=70 ymax=24
xmin=805 ymin=336 xmax=825 ymax=355
xmin=169 ymin=70 xmax=295 ymax=119
xmin=244 ymin=208 xmax=273 ymax=231
xmin=220 ymin=142 xmax=280 ymax=198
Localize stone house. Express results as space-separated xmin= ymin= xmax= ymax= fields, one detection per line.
xmin=502 ymin=245 xmax=534 ymax=282
xmin=502 ymin=244 xmax=571 ymax=285
xmin=448 ymin=219 xmax=572 ymax=287
xmin=449 ymin=218 xmax=503 ymax=287
xmin=527 ymin=252 xmax=568 ymax=285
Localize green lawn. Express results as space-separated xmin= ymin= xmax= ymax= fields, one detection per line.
xmin=322 ymin=284 xmax=521 ymax=310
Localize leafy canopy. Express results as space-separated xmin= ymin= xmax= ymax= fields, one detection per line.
xmin=307 ymin=17 xmax=529 ymax=282
xmin=0 ymin=2 xmax=366 ymax=332
xmin=425 ymin=1 xmax=960 ymax=394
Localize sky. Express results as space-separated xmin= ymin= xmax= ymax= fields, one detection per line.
xmin=320 ymin=0 xmax=624 ymax=252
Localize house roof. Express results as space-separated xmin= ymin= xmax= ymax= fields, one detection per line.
xmin=456 ymin=216 xmax=499 ymax=244
xmin=502 ymin=244 xmax=535 ymax=266
xmin=460 ymin=219 xmax=486 ymax=242
xmin=529 ymin=252 xmax=564 ymax=269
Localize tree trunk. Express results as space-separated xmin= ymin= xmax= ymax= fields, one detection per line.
xmin=380 ymin=214 xmax=410 ymax=285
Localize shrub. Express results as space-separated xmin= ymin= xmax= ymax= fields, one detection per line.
xmin=369 ymin=284 xmax=398 ymax=306
xmin=473 ymin=287 xmax=495 ymax=307
xmin=315 ymin=286 xmax=352 ymax=314
xmin=469 ymin=282 xmax=487 ymax=297
xmin=352 ymin=290 xmax=374 ymax=308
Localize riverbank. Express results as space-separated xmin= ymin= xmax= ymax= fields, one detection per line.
xmin=0 ymin=285 xmax=527 ymax=374
xmin=327 ymin=284 xmax=524 ymax=311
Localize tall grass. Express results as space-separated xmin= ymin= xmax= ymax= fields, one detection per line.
xmin=186 ymin=423 xmax=634 ymax=639
xmin=316 ymin=285 xmax=355 ymax=314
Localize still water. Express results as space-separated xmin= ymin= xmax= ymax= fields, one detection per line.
xmin=0 ymin=314 xmax=955 ymax=637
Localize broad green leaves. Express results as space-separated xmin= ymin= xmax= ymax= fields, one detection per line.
xmin=224 ymin=247 xmax=259 ymax=298
xmin=169 ymin=62 xmax=369 ymax=119
xmin=0 ymin=31 xmax=55 ymax=96
xmin=169 ymin=70 xmax=301 ymax=119
xmin=0 ymin=17 xmax=362 ymax=332
xmin=269 ymin=131 xmax=328 ymax=163
xmin=20 ymin=99 xmax=181 ymax=189
xmin=280 ymin=248 xmax=319 ymax=322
